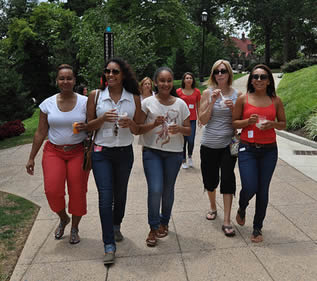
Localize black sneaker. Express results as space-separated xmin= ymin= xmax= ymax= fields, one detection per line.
xmin=114 ymin=229 xmax=123 ymax=242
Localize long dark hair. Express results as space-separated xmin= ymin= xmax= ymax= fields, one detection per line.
xmin=153 ymin=66 xmax=178 ymax=97
xmin=247 ymin=64 xmax=276 ymax=97
xmin=181 ymin=72 xmax=196 ymax=89
xmin=100 ymin=57 xmax=140 ymax=95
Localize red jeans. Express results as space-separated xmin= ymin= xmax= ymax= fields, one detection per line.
xmin=42 ymin=141 xmax=89 ymax=216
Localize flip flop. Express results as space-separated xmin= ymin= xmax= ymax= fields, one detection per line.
xmin=222 ymin=225 xmax=236 ymax=237
xmin=206 ymin=210 xmax=217 ymax=220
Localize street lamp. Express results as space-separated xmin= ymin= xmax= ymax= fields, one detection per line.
xmin=200 ymin=10 xmax=208 ymax=83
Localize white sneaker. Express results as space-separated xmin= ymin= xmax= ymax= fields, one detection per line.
xmin=188 ymin=158 xmax=193 ymax=168
xmin=182 ymin=162 xmax=189 ymax=169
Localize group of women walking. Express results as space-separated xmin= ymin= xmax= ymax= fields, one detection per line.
xmin=26 ymin=57 xmax=286 ymax=265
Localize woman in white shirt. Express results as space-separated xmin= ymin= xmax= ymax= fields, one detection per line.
xmin=83 ymin=58 xmax=141 ymax=265
xmin=26 ymin=64 xmax=89 ymax=245
xmin=138 ymin=67 xmax=191 ymax=247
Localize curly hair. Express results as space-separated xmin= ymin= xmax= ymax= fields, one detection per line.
xmin=100 ymin=57 xmax=140 ymax=95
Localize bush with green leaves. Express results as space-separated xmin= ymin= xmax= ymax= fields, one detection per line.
xmin=304 ymin=113 xmax=317 ymax=141
xmin=281 ymin=58 xmax=317 ymax=73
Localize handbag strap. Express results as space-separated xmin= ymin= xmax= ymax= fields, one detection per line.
xmin=90 ymin=89 xmax=101 ymax=148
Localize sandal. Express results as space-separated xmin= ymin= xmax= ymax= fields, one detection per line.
xmin=251 ymin=228 xmax=263 ymax=243
xmin=222 ymin=225 xmax=236 ymax=237
xmin=236 ymin=208 xmax=246 ymax=226
xmin=156 ymin=224 xmax=168 ymax=238
xmin=69 ymin=228 xmax=80 ymax=244
xmin=146 ymin=229 xmax=157 ymax=247
xmin=206 ymin=210 xmax=217 ymax=220
xmin=54 ymin=216 xmax=70 ymax=240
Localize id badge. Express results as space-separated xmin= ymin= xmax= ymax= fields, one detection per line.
xmin=94 ymin=145 xmax=102 ymax=152
xmin=248 ymin=130 xmax=254 ymax=138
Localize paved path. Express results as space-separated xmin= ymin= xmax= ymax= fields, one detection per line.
xmin=1 ymin=75 xmax=317 ymax=281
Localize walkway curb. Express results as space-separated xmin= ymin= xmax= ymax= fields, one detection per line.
xmin=276 ymin=130 xmax=317 ymax=149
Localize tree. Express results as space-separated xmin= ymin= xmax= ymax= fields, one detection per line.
xmin=105 ymin=0 xmax=190 ymax=66
xmin=7 ymin=3 xmax=79 ymax=102
xmin=227 ymin=0 xmax=317 ymax=64
xmin=0 ymin=40 xmax=33 ymax=122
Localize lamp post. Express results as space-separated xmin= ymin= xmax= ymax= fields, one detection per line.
xmin=200 ymin=10 xmax=208 ymax=83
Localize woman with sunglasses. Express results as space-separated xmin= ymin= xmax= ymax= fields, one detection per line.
xmin=176 ymin=72 xmax=201 ymax=169
xmin=232 ymin=64 xmax=286 ymax=243
xmin=81 ymin=57 xmax=141 ymax=264
xmin=199 ymin=60 xmax=242 ymax=237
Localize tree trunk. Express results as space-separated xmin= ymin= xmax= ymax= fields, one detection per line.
xmin=264 ymin=24 xmax=271 ymax=65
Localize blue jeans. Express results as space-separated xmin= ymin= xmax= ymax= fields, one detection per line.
xmin=142 ymin=147 xmax=183 ymax=229
xmin=92 ymin=145 xmax=133 ymax=246
xmin=238 ymin=143 xmax=278 ymax=230
xmin=183 ymin=120 xmax=196 ymax=160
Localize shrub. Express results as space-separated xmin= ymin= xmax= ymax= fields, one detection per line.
xmin=304 ymin=113 xmax=317 ymax=141
xmin=0 ymin=120 xmax=25 ymax=141
xmin=281 ymin=58 xmax=317 ymax=73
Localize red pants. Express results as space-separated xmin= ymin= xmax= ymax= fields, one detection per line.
xmin=42 ymin=141 xmax=89 ymax=216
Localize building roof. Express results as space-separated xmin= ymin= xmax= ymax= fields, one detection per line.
xmin=230 ymin=34 xmax=254 ymax=58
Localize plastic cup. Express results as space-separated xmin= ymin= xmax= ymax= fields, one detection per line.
xmin=73 ymin=122 xmax=79 ymax=134
xmin=220 ymin=97 xmax=229 ymax=108
xmin=256 ymin=115 xmax=267 ymax=129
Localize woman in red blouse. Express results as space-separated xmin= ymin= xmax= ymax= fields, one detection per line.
xmin=176 ymin=72 xmax=201 ymax=169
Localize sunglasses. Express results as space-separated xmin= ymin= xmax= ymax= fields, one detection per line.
xmin=105 ymin=69 xmax=120 ymax=75
xmin=252 ymin=74 xmax=268 ymax=80
xmin=214 ymin=69 xmax=228 ymax=75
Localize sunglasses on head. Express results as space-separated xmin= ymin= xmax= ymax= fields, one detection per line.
xmin=105 ymin=69 xmax=120 ymax=75
xmin=252 ymin=74 xmax=268 ymax=80
xmin=214 ymin=69 xmax=228 ymax=75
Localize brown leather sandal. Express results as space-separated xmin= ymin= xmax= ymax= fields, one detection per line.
xmin=156 ymin=224 xmax=168 ymax=238
xmin=146 ymin=230 xmax=157 ymax=247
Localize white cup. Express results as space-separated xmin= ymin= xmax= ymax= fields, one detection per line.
xmin=256 ymin=115 xmax=267 ymax=129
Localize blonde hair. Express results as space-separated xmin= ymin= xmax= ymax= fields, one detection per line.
xmin=207 ymin=60 xmax=233 ymax=87
xmin=139 ymin=77 xmax=153 ymax=94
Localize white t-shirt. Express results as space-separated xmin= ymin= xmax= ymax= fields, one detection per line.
xmin=139 ymin=96 xmax=190 ymax=152
xmin=39 ymin=93 xmax=88 ymax=145
xmin=94 ymin=87 xmax=136 ymax=147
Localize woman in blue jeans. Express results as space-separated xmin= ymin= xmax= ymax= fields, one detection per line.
xmin=138 ymin=67 xmax=191 ymax=247
xmin=232 ymin=64 xmax=286 ymax=243
xmin=83 ymin=58 xmax=142 ymax=264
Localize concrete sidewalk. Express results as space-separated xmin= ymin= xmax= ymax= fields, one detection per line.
xmin=0 ymin=74 xmax=316 ymax=281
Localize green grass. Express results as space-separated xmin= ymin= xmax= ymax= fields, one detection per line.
xmin=277 ymin=65 xmax=317 ymax=131
xmin=0 ymin=108 xmax=39 ymax=150
xmin=0 ymin=192 xmax=39 ymax=281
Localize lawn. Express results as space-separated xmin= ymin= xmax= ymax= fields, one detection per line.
xmin=0 ymin=192 xmax=39 ymax=281
xmin=277 ymin=65 xmax=317 ymax=132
